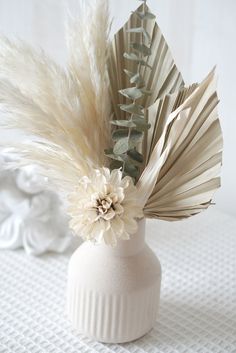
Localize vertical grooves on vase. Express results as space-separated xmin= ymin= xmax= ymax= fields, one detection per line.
xmin=67 ymin=280 xmax=161 ymax=342
xmin=122 ymin=295 xmax=129 ymax=338
xmin=96 ymin=290 xmax=103 ymax=338
xmin=114 ymin=295 xmax=121 ymax=339
xmin=92 ymin=290 xmax=99 ymax=337
xmin=109 ymin=293 xmax=117 ymax=341
xmin=134 ymin=292 xmax=141 ymax=336
xmin=79 ymin=288 xmax=85 ymax=328
xmin=120 ymin=296 xmax=124 ymax=339
xmin=83 ymin=290 xmax=90 ymax=332
xmin=102 ymin=293 xmax=110 ymax=339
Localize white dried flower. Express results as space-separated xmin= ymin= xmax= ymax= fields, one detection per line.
xmin=68 ymin=168 xmax=143 ymax=246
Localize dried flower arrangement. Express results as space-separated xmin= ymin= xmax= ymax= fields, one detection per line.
xmin=0 ymin=0 xmax=223 ymax=246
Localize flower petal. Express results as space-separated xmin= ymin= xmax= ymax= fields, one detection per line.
xmin=67 ymin=167 xmax=143 ymax=245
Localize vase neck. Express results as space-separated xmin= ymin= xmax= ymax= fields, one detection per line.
xmin=100 ymin=218 xmax=146 ymax=257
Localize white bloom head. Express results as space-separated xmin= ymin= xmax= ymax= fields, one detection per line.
xmin=67 ymin=168 xmax=143 ymax=246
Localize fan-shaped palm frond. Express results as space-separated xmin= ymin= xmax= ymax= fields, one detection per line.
xmin=137 ymin=69 xmax=223 ymax=219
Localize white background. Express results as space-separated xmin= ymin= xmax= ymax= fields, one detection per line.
xmin=0 ymin=0 xmax=235 ymax=217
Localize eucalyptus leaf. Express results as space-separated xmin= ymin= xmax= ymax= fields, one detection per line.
xmin=133 ymin=116 xmax=151 ymax=130
xmin=135 ymin=124 xmax=151 ymax=132
xmin=113 ymin=137 xmax=129 ymax=154
xmin=130 ymin=72 xmax=145 ymax=86
xmin=131 ymin=112 xmax=145 ymax=119
xmin=134 ymin=10 xmax=156 ymax=20
xmin=143 ymin=12 xmax=156 ymax=20
xmin=112 ymin=129 xmax=143 ymax=141
xmin=119 ymin=103 xmax=144 ymax=116
xmin=124 ymin=70 xmax=145 ymax=86
xmin=124 ymin=69 xmax=135 ymax=78
xmin=105 ymin=153 xmax=124 ymax=162
xmin=119 ymin=87 xmax=143 ymax=100
xmin=131 ymin=43 xmax=152 ymax=57
xmin=132 ymin=116 xmax=145 ymax=124
xmin=111 ymin=120 xmax=136 ymax=128
xmin=110 ymin=160 xmax=123 ymax=170
xmin=140 ymin=88 xmax=152 ymax=95
xmin=104 ymin=148 xmax=113 ymax=155
xmin=129 ymin=129 xmax=143 ymax=141
xmin=124 ymin=163 xmax=139 ymax=179
xmin=112 ymin=129 xmax=128 ymax=140
xmin=126 ymin=27 xmax=151 ymax=43
xmin=127 ymin=149 xmax=144 ymax=163
xmin=123 ymin=52 xmax=152 ymax=68
xmin=126 ymin=157 xmax=142 ymax=167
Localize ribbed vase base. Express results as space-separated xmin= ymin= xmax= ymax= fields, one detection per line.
xmin=67 ymin=282 xmax=161 ymax=343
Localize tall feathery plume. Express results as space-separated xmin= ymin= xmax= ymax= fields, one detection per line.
xmin=66 ymin=0 xmax=112 ymax=167
xmin=0 ymin=0 xmax=111 ymax=194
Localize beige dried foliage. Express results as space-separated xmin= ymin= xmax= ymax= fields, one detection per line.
xmin=0 ymin=0 xmax=111 ymax=194
xmin=107 ymin=4 xmax=184 ymax=122
xmin=66 ymin=0 xmax=112 ymax=164
xmin=0 ymin=1 xmax=223 ymax=224
xmin=137 ymin=69 xmax=223 ymax=220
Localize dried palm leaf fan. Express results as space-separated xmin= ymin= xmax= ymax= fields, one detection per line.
xmin=108 ymin=2 xmax=222 ymax=222
xmin=0 ymin=0 xmax=223 ymax=245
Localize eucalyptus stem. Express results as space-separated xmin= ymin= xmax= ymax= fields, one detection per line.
xmin=141 ymin=1 xmax=149 ymax=168
xmin=105 ymin=0 xmax=155 ymax=182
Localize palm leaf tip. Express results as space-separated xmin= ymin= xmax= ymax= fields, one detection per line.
xmin=107 ymin=3 xmax=184 ymax=122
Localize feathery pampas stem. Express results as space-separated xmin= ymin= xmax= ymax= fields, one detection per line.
xmin=0 ymin=0 xmax=111 ymax=195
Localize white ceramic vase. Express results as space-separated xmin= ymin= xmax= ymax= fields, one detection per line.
xmin=66 ymin=219 xmax=161 ymax=343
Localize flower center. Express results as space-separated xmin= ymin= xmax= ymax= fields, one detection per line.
xmin=96 ymin=196 xmax=114 ymax=216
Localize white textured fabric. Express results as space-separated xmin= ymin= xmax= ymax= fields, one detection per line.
xmin=0 ymin=152 xmax=73 ymax=256
xmin=0 ymin=208 xmax=235 ymax=353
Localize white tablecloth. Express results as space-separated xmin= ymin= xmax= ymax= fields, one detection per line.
xmin=0 ymin=208 xmax=236 ymax=353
